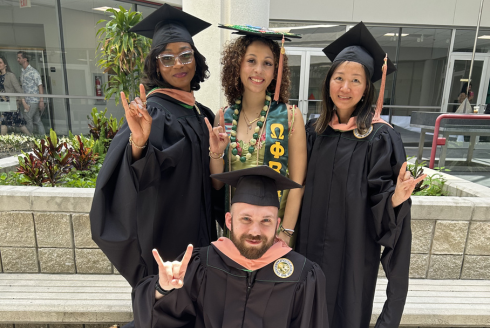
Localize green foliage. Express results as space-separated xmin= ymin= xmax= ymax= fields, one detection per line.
xmin=3 ymin=108 xmax=123 ymax=188
xmin=412 ymin=173 xmax=447 ymax=196
xmin=63 ymin=157 xmax=103 ymax=188
xmin=95 ymin=6 xmax=151 ymax=103
xmin=0 ymin=171 xmax=29 ymax=186
xmin=30 ymin=130 xmax=74 ymax=187
xmin=16 ymin=151 xmax=44 ymax=186
xmin=71 ymin=135 xmax=98 ymax=171
xmin=407 ymin=157 xmax=447 ymax=196
xmin=0 ymin=134 xmax=39 ymax=152
xmin=87 ymin=107 xmax=123 ymax=155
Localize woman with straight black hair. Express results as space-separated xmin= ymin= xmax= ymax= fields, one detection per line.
xmin=90 ymin=4 xmax=219 ymax=289
xmin=297 ymin=22 xmax=426 ymax=328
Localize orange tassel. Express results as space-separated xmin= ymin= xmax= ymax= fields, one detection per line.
xmin=274 ymin=35 xmax=285 ymax=102
xmin=374 ymin=54 xmax=388 ymax=121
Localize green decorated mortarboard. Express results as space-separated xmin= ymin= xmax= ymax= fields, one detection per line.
xmin=211 ymin=166 xmax=302 ymax=208
xmin=218 ymin=24 xmax=301 ymax=41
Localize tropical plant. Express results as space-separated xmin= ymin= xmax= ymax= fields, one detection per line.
xmin=71 ymin=135 xmax=98 ymax=171
xmin=95 ymin=6 xmax=151 ymax=103
xmin=87 ymin=107 xmax=124 ymax=154
xmin=17 ymin=151 xmax=44 ymax=186
xmin=407 ymin=157 xmax=448 ymax=196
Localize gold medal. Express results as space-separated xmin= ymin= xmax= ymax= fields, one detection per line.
xmin=273 ymin=258 xmax=294 ymax=278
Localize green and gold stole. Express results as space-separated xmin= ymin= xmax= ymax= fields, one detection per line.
xmin=223 ymin=102 xmax=289 ymax=211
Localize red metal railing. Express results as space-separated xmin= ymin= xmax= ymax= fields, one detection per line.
xmin=429 ymin=114 xmax=490 ymax=168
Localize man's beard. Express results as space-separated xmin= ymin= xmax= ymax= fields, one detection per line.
xmin=230 ymin=221 xmax=275 ymax=260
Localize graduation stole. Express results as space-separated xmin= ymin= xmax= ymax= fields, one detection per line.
xmin=224 ymin=102 xmax=289 ymax=204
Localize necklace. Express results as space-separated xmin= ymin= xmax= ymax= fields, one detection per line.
xmin=241 ymin=110 xmax=261 ymax=133
xmin=230 ymin=92 xmax=271 ymax=163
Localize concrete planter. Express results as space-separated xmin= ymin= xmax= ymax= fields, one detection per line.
xmin=0 ymin=163 xmax=489 ymax=278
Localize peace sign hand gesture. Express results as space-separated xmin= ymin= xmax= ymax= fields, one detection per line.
xmin=391 ymin=162 xmax=427 ymax=208
xmin=204 ymin=109 xmax=229 ymax=154
xmin=121 ymin=84 xmax=152 ymax=147
xmin=152 ymin=245 xmax=193 ymax=300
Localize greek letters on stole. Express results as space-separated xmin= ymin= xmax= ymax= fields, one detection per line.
xmin=224 ymin=102 xmax=289 ymax=206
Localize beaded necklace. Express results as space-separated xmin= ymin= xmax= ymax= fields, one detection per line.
xmin=230 ymin=92 xmax=272 ymax=163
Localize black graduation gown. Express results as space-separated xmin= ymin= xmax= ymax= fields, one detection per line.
xmin=134 ymin=245 xmax=328 ymax=328
xmin=90 ymin=93 xmax=218 ymax=288
xmin=297 ymin=121 xmax=411 ymax=328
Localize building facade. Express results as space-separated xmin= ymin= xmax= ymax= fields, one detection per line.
xmin=1 ymin=0 xmax=489 ymax=136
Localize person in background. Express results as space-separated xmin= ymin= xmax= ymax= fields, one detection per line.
xmin=458 ymin=82 xmax=474 ymax=105
xmin=0 ymin=55 xmax=31 ymax=135
xmin=17 ymin=51 xmax=45 ymax=136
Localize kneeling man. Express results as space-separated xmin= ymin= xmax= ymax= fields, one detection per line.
xmin=133 ymin=166 xmax=328 ymax=328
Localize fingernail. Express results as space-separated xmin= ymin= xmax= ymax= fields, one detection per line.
xmin=138 ymin=104 xmax=143 ymax=109
xmin=138 ymin=113 xmax=142 ymax=117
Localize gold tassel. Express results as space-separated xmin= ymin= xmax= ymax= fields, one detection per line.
xmin=374 ymin=54 xmax=388 ymax=121
xmin=274 ymin=35 xmax=285 ymax=102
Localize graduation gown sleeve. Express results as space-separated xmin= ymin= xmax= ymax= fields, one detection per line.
xmin=133 ymin=249 xmax=205 ymax=328
xmin=290 ymin=262 xmax=329 ymax=328
xmin=368 ymin=127 xmax=411 ymax=328
xmin=90 ymin=102 xmax=188 ymax=287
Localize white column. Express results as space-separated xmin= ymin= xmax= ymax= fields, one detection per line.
xmin=183 ymin=0 xmax=270 ymax=112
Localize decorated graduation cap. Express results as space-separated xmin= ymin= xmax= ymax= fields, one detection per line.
xmin=211 ymin=166 xmax=302 ymax=208
xmin=322 ymin=22 xmax=396 ymax=120
xmin=219 ymin=24 xmax=301 ymax=102
xmin=129 ymin=4 xmax=211 ymax=50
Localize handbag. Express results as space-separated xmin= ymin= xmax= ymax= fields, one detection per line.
xmin=0 ymin=96 xmax=18 ymax=112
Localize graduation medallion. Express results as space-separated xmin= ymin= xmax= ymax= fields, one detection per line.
xmin=353 ymin=126 xmax=373 ymax=139
xmin=273 ymin=258 xmax=294 ymax=278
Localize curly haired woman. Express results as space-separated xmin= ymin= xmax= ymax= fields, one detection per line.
xmin=205 ymin=25 xmax=306 ymax=246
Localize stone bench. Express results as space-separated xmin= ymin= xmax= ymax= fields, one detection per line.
xmin=0 ymin=274 xmax=132 ymax=324
xmin=1 ymin=274 xmax=489 ymax=327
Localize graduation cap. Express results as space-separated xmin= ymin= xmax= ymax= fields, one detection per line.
xmin=218 ymin=24 xmax=301 ymax=41
xmin=211 ymin=166 xmax=302 ymax=208
xmin=322 ymin=22 xmax=396 ymax=120
xmin=129 ymin=4 xmax=211 ymax=49
xmin=219 ymin=24 xmax=302 ymax=102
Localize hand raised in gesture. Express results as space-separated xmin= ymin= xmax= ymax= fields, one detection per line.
xmin=392 ymin=162 xmax=427 ymax=208
xmin=152 ymin=244 xmax=193 ymax=300
xmin=204 ymin=109 xmax=229 ymax=155
xmin=121 ymin=84 xmax=152 ymax=148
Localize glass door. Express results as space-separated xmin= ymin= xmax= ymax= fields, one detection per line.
xmin=286 ymin=48 xmax=330 ymax=122
xmin=441 ymin=53 xmax=490 ymax=112
xmin=286 ymin=50 xmax=306 ymax=110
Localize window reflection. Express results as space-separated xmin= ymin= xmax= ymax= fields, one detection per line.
xmin=0 ymin=0 xmax=64 ymax=135
xmin=395 ymin=27 xmax=452 ymax=115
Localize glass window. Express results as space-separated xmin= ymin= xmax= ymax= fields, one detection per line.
xmin=0 ymin=0 xmax=65 ymax=136
xmin=269 ymin=23 xmax=346 ymax=48
xmin=394 ymin=27 xmax=452 ymax=114
xmin=60 ymin=0 xmax=156 ymax=135
xmin=306 ymin=55 xmax=329 ymax=119
xmin=366 ymin=26 xmax=400 ymax=111
xmin=453 ymin=28 xmax=490 ymax=53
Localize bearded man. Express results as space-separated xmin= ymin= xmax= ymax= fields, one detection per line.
xmin=133 ymin=166 xmax=328 ymax=328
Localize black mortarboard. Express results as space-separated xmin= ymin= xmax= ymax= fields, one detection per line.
xmin=322 ymin=22 xmax=396 ymax=82
xmin=218 ymin=24 xmax=301 ymax=41
xmin=129 ymin=4 xmax=211 ymax=49
xmin=211 ymin=166 xmax=302 ymax=208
